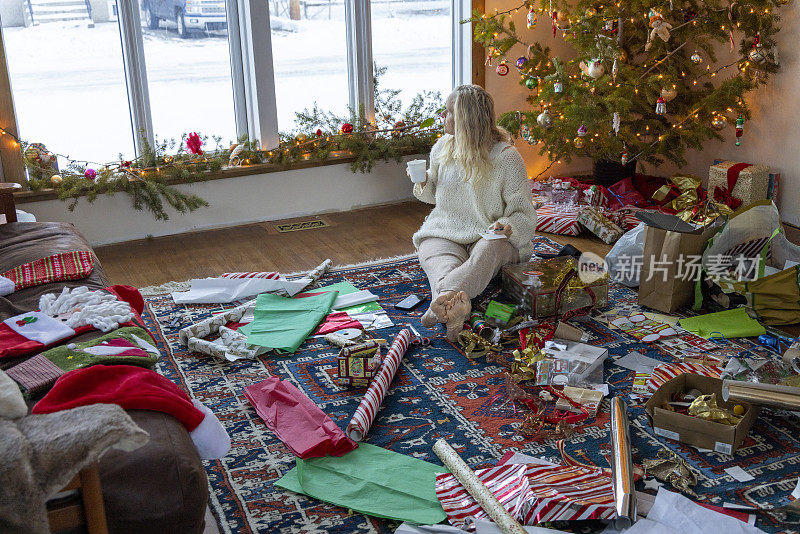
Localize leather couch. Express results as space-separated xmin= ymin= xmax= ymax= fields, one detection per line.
xmin=0 ymin=221 xmax=209 ymax=533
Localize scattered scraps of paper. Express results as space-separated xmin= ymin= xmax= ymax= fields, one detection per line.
xmin=792 ymin=478 xmax=800 ymax=500
xmin=615 ymin=351 xmax=663 ymax=373
xmin=724 ymin=466 xmax=755 ymax=483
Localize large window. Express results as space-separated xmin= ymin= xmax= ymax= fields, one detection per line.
xmin=3 ymin=21 xmax=134 ymax=161
xmin=370 ymin=0 xmax=451 ymax=106
xmin=138 ymin=0 xmax=237 ymax=143
xmin=0 ymin=0 xmax=461 ymax=168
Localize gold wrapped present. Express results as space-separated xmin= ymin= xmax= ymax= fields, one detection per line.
xmin=708 ymin=161 xmax=770 ymax=209
xmin=577 ymin=206 xmax=624 ymax=244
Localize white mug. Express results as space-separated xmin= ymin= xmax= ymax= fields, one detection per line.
xmin=406 ymin=159 xmax=427 ymax=183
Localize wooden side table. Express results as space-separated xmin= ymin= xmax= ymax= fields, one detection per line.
xmin=0 ymin=181 xmax=21 ymax=223
xmin=46 ymin=463 xmax=109 ymax=534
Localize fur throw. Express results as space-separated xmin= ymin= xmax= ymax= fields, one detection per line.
xmin=0 ymin=368 xmax=148 ymax=533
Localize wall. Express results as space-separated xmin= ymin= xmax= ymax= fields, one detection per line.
xmin=19 ymin=159 xmax=417 ymax=246
xmin=484 ymin=0 xmax=799 ymax=224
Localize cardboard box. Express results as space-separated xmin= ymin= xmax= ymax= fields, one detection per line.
xmin=644 ymin=374 xmax=759 ymax=454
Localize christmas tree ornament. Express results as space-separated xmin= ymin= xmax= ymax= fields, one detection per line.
xmin=749 ymin=43 xmax=766 ymax=64
xmin=516 ymin=56 xmax=528 ymax=69
xmin=621 ymin=149 xmax=629 ymax=165
xmin=690 ymin=50 xmax=702 ymax=64
xmin=617 ymin=48 xmax=628 ymax=63
xmin=660 ymin=87 xmax=678 ymax=101
xmin=524 ymin=77 xmax=537 ymax=89
xmin=521 ymin=124 xmax=537 ymax=144
xmin=585 ymin=7 xmax=597 ymax=17
xmin=527 ymin=7 xmax=537 ymax=29
xmin=735 ymin=115 xmax=744 ymax=146
xmin=612 ymin=112 xmax=621 ymax=133
xmin=50 ymin=174 xmax=63 ymax=185
xmin=537 ymin=109 xmax=553 ymax=129
xmin=554 ymin=81 xmax=563 ymax=93
xmin=574 ymin=136 xmax=584 ymax=148
xmin=163 ymin=155 xmax=173 ymax=164
xmin=580 ymin=59 xmax=605 ymax=79
xmin=556 ymin=11 xmax=571 ymax=30
xmin=316 ymin=129 xmax=323 ymax=137
xmin=655 ymin=96 xmax=667 ymax=114
xmin=603 ymin=19 xmax=617 ymax=34
xmin=84 ymin=168 xmax=97 ymax=180
xmin=296 ymin=133 xmax=308 ymax=143
xmin=496 ymin=63 xmax=510 ymax=76
xmin=340 ymin=123 xmax=354 ymax=134
xmin=711 ymin=116 xmax=727 ymax=130
xmin=646 ymin=11 xmax=672 ymax=51
xmin=577 ymin=125 xmax=587 ymax=137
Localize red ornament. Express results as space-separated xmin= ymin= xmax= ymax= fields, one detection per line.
xmin=495 ymin=63 xmax=510 ymax=76
xmin=316 ymin=129 xmax=323 ymax=137
xmin=186 ymin=132 xmax=203 ymax=155
xmin=121 ymin=160 xmax=132 ymax=168
xmin=340 ymin=123 xmax=353 ymax=134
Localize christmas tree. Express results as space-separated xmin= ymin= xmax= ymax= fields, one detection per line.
xmin=472 ymin=0 xmax=783 ymax=175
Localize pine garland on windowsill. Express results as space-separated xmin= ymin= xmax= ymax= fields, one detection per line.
xmin=12 ymin=70 xmax=445 ymax=221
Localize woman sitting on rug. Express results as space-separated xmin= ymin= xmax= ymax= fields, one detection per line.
xmin=411 ymin=84 xmax=537 ymax=341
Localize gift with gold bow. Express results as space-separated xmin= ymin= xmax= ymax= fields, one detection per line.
xmin=651 ymin=174 xmax=733 ymax=225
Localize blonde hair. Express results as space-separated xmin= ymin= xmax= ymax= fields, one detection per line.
xmin=437 ymin=84 xmax=511 ymax=184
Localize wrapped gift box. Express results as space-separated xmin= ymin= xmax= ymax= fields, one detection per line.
xmin=708 ymin=161 xmax=770 ymax=208
xmin=501 ymin=256 xmax=608 ymax=318
xmin=536 ymin=204 xmax=583 ymax=236
xmin=577 ymin=206 xmax=625 ymax=244
xmin=337 ymin=340 xmax=383 ymax=387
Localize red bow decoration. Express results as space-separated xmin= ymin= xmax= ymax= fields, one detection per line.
xmin=712 ymin=162 xmax=750 ymax=210
xmin=186 ymin=132 xmax=203 ymax=155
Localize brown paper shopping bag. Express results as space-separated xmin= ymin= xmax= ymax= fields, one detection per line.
xmin=637 ymin=213 xmax=721 ymax=313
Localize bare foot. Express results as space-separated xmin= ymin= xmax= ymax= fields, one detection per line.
xmin=444 ymin=291 xmax=471 ymax=342
xmin=427 ymin=291 xmax=455 ymax=327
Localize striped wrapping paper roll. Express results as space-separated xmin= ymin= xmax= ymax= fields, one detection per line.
xmin=346 ymin=328 xmax=412 ymax=441
xmin=433 ymin=439 xmax=527 ymax=534
xmin=647 ymin=362 xmax=723 ymax=392
xmin=221 ymin=271 xmax=280 ymax=279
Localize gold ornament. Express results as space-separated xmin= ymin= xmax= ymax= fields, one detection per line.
xmin=50 ymin=174 xmax=63 ymax=185
xmin=556 ymin=11 xmax=571 ymax=30
xmin=616 ymin=48 xmax=628 ymax=63
xmin=711 ymin=116 xmax=727 ymax=130
xmin=660 ymin=87 xmax=678 ymax=101
xmin=690 ymin=50 xmax=702 ymax=64
xmin=574 ymin=136 xmax=584 ymax=148
xmin=296 ymin=133 xmax=308 ymax=143
xmin=585 ymin=7 xmax=597 ymax=17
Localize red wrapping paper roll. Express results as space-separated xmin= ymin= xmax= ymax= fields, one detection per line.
xmin=346 ymin=328 xmax=412 ymax=441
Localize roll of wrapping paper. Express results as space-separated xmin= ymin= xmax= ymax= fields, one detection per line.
xmin=610 ymin=397 xmax=636 ymax=528
xmin=432 ymin=439 xmax=527 ymax=534
xmin=722 ymin=380 xmax=800 ymax=411
xmin=468 ymin=312 xmax=494 ymax=340
xmin=346 ymin=328 xmax=412 ymax=441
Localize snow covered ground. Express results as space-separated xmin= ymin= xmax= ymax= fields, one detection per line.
xmin=3 ymin=2 xmax=450 ymax=162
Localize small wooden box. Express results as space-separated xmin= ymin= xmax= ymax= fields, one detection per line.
xmin=337 ymin=340 xmax=383 ymax=387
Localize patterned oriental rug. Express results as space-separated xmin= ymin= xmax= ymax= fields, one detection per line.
xmin=140 ymin=237 xmax=800 ymax=534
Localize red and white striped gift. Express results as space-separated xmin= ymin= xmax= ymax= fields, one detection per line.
xmin=435 ymin=462 xmax=615 ymax=528
xmin=346 ymin=328 xmax=412 ymax=441
xmin=435 ymin=463 xmax=530 ymax=529
xmin=220 ymin=271 xmax=280 ymax=280
xmin=536 ymin=204 xmax=583 ymax=236
xmin=647 ymin=362 xmax=724 ymax=392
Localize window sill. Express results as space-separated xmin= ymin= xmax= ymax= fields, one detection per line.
xmin=13 ymin=151 xmax=374 ymax=204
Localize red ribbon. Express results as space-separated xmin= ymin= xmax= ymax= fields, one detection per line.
xmin=713 ymin=162 xmax=750 ymax=210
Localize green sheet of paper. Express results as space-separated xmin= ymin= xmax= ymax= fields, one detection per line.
xmin=275 ymin=443 xmax=447 ymax=524
xmin=678 ymin=307 xmax=766 ymax=339
xmin=240 ymin=291 xmax=337 ymax=353
xmin=313 ymin=281 xmax=383 ymax=314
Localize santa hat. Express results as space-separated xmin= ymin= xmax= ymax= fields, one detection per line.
xmin=0 ymin=251 xmax=95 ymax=297
xmin=0 ymin=285 xmax=144 ymax=360
xmin=32 ymin=365 xmax=230 ymax=460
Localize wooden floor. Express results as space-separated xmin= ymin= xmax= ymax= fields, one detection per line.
xmin=95 ymin=200 xmax=612 ymax=287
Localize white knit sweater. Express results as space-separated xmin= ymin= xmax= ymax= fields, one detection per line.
xmin=412 ymin=136 xmax=538 ymax=259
